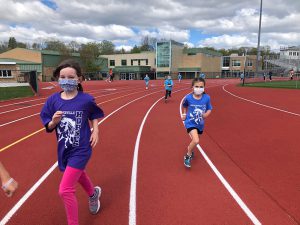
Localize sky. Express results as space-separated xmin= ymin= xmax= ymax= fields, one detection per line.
xmin=0 ymin=0 xmax=300 ymax=52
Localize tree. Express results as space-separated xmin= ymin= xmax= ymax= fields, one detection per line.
xmin=17 ymin=42 xmax=27 ymax=48
xmin=68 ymin=41 xmax=80 ymax=53
xmin=8 ymin=37 xmax=17 ymax=49
xmin=131 ymin=45 xmax=141 ymax=53
xmin=0 ymin=42 xmax=8 ymax=53
xmin=99 ymin=40 xmax=115 ymax=55
xmin=140 ymin=36 xmax=157 ymax=51
xmin=79 ymin=42 xmax=101 ymax=72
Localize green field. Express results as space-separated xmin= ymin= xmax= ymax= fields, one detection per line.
xmin=243 ymin=80 xmax=300 ymax=89
xmin=0 ymin=86 xmax=34 ymax=101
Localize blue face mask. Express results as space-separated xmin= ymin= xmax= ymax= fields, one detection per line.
xmin=58 ymin=79 xmax=78 ymax=92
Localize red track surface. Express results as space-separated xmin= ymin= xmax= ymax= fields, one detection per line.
xmin=0 ymin=79 xmax=299 ymax=225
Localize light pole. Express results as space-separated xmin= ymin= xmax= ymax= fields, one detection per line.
xmin=256 ymin=0 xmax=263 ymax=77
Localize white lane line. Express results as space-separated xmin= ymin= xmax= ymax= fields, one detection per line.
xmin=0 ymin=89 xmax=164 ymax=225
xmin=129 ymin=88 xmax=189 ymax=225
xmin=0 ymin=98 xmax=47 ymax=108
xmin=223 ymin=84 xmax=300 ymax=117
xmin=0 ymin=87 xmax=160 ymax=127
xmin=179 ymin=95 xmax=261 ymax=225
xmin=0 ymin=113 xmax=40 ymax=127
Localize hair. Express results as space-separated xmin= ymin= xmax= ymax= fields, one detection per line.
xmin=192 ymin=77 xmax=206 ymax=87
xmin=53 ymin=59 xmax=84 ymax=91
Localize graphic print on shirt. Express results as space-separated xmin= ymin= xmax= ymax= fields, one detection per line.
xmin=57 ymin=111 xmax=83 ymax=148
xmin=189 ymin=105 xmax=206 ymax=125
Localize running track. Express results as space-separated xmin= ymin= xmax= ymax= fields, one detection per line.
xmin=0 ymin=79 xmax=299 ymax=225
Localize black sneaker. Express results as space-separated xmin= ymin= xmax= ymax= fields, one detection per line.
xmin=184 ymin=154 xmax=192 ymax=168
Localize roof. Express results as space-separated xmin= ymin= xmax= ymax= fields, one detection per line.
xmin=41 ymin=50 xmax=80 ymax=57
xmin=0 ymin=58 xmax=40 ymax=64
xmin=183 ymin=48 xmax=223 ymax=57
xmin=0 ymin=48 xmax=41 ymax=63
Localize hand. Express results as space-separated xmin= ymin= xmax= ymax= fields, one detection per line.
xmin=90 ymin=130 xmax=99 ymax=148
xmin=181 ymin=114 xmax=186 ymax=121
xmin=2 ymin=178 xmax=18 ymax=197
xmin=51 ymin=111 xmax=63 ymax=125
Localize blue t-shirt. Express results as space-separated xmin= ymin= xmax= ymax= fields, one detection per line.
xmin=40 ymin=92 xmax=104 ymax=171
xmin=178 ymin=74 xmax=182 ymax=80
xmin=182 ymin=93 xmax=212 ymax=131
xmin=144 ymin=76 xmax=150 ymax=83
xmin=164 ymin=79 xmax=173 ymax=91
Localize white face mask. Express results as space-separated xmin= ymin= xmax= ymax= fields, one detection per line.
xmin=193 ymin=87 xmax=204 ymax=95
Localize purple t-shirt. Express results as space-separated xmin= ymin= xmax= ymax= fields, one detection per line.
xmin=40 ymin=91 xmax=104 ymax=171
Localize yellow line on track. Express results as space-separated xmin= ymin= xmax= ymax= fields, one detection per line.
xmin=0 ymin=128 xmax=45 ymax=153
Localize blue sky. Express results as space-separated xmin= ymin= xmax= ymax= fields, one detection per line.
xmin=0 ymin=0 xmax=299 ymax=51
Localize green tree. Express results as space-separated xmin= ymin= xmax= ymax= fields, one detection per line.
xmin=131 ymin=45 xmax=141 ymax=53
xmin=0 ymin=42 xmax=8 ymax=53
xmin=17 ymin=42 xmax=27 ymax=48
xmin=79 ymin=42 xmax=100 ymax=72
xmin=8 ymin=37 xmax=17 ymax=49
xmin=99 ymin=40 xmax=115 ymax=55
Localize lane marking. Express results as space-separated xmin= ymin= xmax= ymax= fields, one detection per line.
xmin=0 ymin=128 xmax=45 ymax=153
xmin=179 ymin=95 xmax=261 ymax=225
xmin=129 ymin=88 xmax=189 ymax=225
xmin=0 ymin=87 xmax=160 ymax=127
xmin=0 ymin=89 xmax=165 ymax=225
xmin=223 ymin=84 xmax=300 ymax=117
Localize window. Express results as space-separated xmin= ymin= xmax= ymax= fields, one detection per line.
xmin=222 ymin=57 xmax=230 ymax=67
xmin=131 ymin=60 xmax=134 ymax=66
xmin=145 ymin=59 xmax=148 ymax=65
xmin=138 ymin=60 xmax=140 ymax=66
xmin=247 ymin=60 xmax=253 ymax=67
xmin=232 ymin=60 xmax=241 ymax=67
xmin=109 ymin=60 xmax=115 ymax=66
xmin=0 ymin=70 xmax=12 ymax=78
xmin=121 ymin=59 xmax=127 ymax=66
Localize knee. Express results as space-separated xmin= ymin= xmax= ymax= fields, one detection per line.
xmin=192 ymin=137 xmax=199 ymax=145
xmin=59 ymin=186 xmax=74 ymax=199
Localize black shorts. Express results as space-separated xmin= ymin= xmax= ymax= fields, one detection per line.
xmin=187 ymin=127 xmax=203 ymax=135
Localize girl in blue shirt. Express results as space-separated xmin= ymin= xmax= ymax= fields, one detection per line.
xmin=181 ymin=78 xmax=212 ymax=168
xmin=144 ymin=74 xmax=150 ymax=89
xmin=40 ymin=59 xmax=104 ymax=225
xmin=164 ymin=75 xmax=173 ymax=103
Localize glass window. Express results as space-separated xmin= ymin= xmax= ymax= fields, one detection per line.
xmin=223 ymin=57 xmax=230 ymax=67
xmin=109 ymin=60 xmax=115 ymax=66
xmin=121 ymin=60 xmax=127 ymax=66
xmin=0 ymin=70 xmax=12 ymax=78
xmin=232 ymin=60 xmax=241 ymax=67
xmin=247 ymin=60 xmax=253 ymax=67
xmin=157 ymin=42 xmax=170 ymax=67
xmin=146 ymin=59 xmax=148 ymax=65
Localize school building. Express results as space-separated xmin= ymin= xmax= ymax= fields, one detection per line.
xmin=0 ymin=42 xmax=258 ymax=82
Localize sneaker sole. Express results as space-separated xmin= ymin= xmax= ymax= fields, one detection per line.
xmin=91 ymin=186 xmax=101 ymax=215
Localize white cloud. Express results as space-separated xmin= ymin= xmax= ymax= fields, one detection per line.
xmin=115 ymin=45 xmax=133 ymax=52
xmin=0 ymin=0 xmax=300 ymax=50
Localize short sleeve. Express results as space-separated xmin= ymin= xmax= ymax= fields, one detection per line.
xmin=182 ymin=96 xmax=189 ymax=108
xmin=88 ymin=98 xmax=104 ymax=120
xmin=40 ymin=97 xmax=55 ymax=132
xmin=206 ymin=96 xmax=213 ymax=111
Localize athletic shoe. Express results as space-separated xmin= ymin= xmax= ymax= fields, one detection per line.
xmin=184 ymin=154 xmax=192 ymax=168
xmin=89 ymin=186 xmax=101 ymax=215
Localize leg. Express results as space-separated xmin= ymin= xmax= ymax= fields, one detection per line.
xmin=169 ymin=90 xmax=172 ymax=97
xmin=187 ymin=129 xmax=200 ymax=156
xmin=59 ymin=166 xmax=83 ymax=225
xmin=78 ymin=170 xmax=94 ymax=197
xmin=165 ymin=90 xmax=168 ymax=99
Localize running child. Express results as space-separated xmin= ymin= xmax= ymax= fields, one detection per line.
xmin=0 ymin=161 xmax=18 ymax=197
xmin=164 ymin=75 xmax=173 ymax=103
xmin=178 ymin=73 xmax=182 ymax=83
xmin=40 ymin=59 xmax=104 ymax=225
xmin=144 ymin=74 xmax=150 ymax=89
xmin=181 ymin=78 xmax=212 ymax=168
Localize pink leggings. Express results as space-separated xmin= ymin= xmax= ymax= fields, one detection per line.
xmin=59 ymin=166 xmax=94 ymax=225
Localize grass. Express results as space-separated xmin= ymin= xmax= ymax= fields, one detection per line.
xmin=242 ymin=80 xmax=300 ymax=89
xmin=0 ymin=86 xmax=34 ymax=101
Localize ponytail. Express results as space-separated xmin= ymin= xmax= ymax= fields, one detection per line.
xmin=78 ymin=83 xmax=83 ymax=92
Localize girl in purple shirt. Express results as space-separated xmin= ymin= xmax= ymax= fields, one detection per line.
xmin=40 ymin=59 xmax=104 ymax=225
